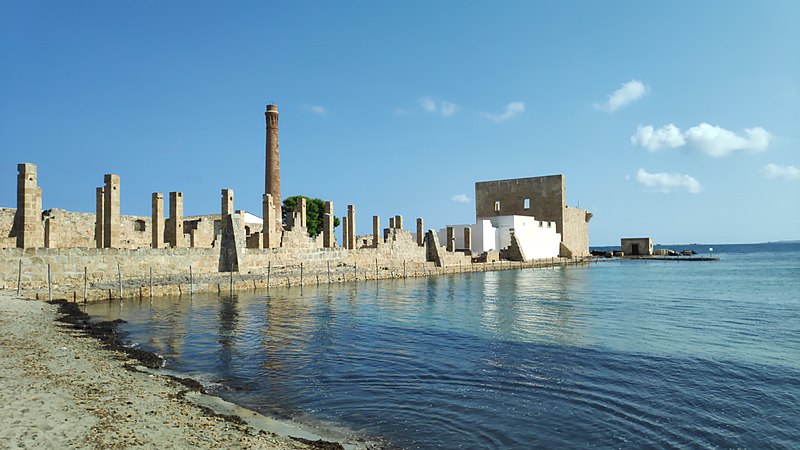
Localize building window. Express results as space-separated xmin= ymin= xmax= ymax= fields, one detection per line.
xmin=524 ymin=198 xmax=530 ymax=209
xmin=134 ymin=219 xmax=146 ymax=232
xmin=494 ymin=201 xmax=501 ymax=212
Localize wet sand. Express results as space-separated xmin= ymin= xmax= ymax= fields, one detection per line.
xmin=0 ymin=291 xmax=346 ymax=449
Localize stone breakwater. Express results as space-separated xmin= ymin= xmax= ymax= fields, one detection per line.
xmin=0 ymin=291 xmax=338 ymax=449
xmin=1 ymin=231 xmax=591 ymax=302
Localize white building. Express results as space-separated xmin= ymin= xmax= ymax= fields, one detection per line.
xmin=437 ymin=215 xmax=561 ymax=261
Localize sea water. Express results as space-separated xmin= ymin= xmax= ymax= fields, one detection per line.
xmin=84 ymin=243 xmax=800 ymax=448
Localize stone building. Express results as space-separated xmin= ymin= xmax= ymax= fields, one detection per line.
xmin=621 ymin=237 xmax=653 ymax=256
xmin=474 ymin=175 xmax=592 ymax=257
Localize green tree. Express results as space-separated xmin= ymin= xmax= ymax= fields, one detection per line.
xmin=282 ymin=196 xmax=340 ymax=237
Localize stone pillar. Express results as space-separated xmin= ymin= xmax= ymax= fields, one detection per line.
xmin=44 ymin=214 xmax=54 ymax=248
xmin=296 ymin=198 xmax=307 ymax=228
xmin=395 ymin=215 xmax=403 ymax=230
xmin=221 ymin=189 xmax=234 ymax=218
xmin=323 ymin=201 xmax=334 ymax=248
xmin=220 ymin=189 xmax=234 ymax=236
xmin=95 ymin=187 xmax=104 ymax=249
xmin=151 ymin=192 xmax=163 ymax=249
xmin=463 ymin=227 xmax=472 ymax=251
xmin=416 ymin=218 xmax=424 ymax=246
xmin=341 ymin=216 xmax=349 ymax=249
xmin=347 ymin=205 xmax=356 ymax=250
xmin=372 ymin=215 xmax=380 ymax=246
xmin=103 ymin=174 xmax=120 ymax=248
xmin=388 ymin=217 xmax=395 ymax=229
xmin=169 ymin=191 xmax=183 ymax=248
xmin=446 ymin=226 xmax=455 ymax=252
xmin=14 ymin=163 xmax=43 ymax=248
xmin=262 ymin=194 xmax=275 ymax=249
xmin=265 ymin=104 xmax=282 ymax=231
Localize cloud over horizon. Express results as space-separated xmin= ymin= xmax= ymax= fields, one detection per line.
xmin=595 ymin=80 xmax=648 ymax=113
xmin=451 ymin=194 xmax=470 ymax=203
xmin=760 ymin=163 xmax=800 ymax=180
xmin=631 ymin=123 xmax=771 ymax=157
xmin=635 ymin=168 xmax=702 ymax=193
xmin=482 ymin=101 xmax=525 ymax=122
xmin=419 ymin=97 xmax=459 ymax=116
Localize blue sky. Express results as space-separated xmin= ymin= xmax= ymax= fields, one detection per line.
xmin=1 ymin=1 xmax=798 ymax=245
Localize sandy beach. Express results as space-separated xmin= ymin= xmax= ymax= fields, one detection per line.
xmin=0 ymin=291 xmax=344 ymax=449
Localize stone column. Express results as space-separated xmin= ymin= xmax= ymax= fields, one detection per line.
xmin=372 ymin=215 xmax=380 ymax=246
xmin=14 ymin=163 xmax=43 ymax=248
xmin=296 ymin=198 xmax=307 ymax=229
xmin=395 ymin=215 xmax=403 ymax=230
xmin=416 ymin=218 xmax=424 ymax=246
xmin=221 ymin=189 xmax=234 ymax=218
xmin=463 ymin=227 xmax=471 ymax=251
xmin=323 ymin=201 xmax=334 ymax=248
xmin=220 ymin=188 xmax=234 ymax=236
xmin=95 ymin=187 xmax=104 ymax=248
xmin=341 ymin=216 xmax=349 ymax=249
xmin=151 ymin=192 xmax=163 ymax=249
xmin=43 ymin=214 xmax=54 ymax=248
xmin=169 ymin=191 xmax=183 ymax=248
xmin=347 ymin=205 xmax=356 ymax=250
xmin=446 ymin=226 xmax=455 ymax=252
xmin=103 ymin=174 xmax=120 ymax=248
xmin=262 ymin=194 xmax=275 ymax=249
xmin=388 ymin=217 xmax=395 ymax=229
xmin=265 ymin=104 xmax=282 ymax=231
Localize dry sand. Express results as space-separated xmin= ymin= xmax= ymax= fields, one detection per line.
xmin=0 ymin=291 xmax=346 ymax=449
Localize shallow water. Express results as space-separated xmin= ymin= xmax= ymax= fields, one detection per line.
xmin=86 ymin=243 xmax=800 ymax=448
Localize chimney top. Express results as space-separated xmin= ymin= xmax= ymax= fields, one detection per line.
xmin=266 ymin=104 xmax=278 ymax=112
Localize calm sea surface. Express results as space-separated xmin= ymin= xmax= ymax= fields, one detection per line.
xmin=84 ymin=243 xmax=800 ymax=448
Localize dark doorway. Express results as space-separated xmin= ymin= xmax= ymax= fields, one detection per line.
xmin=631 ymin=243 xmax=640 ymax=255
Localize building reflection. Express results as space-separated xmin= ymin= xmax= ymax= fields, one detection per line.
xmin=480 ymin=267 xmax=587 ymax=346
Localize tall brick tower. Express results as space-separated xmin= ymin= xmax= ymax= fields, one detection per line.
xmin=265 ymin=104 xmax=281 ymax=231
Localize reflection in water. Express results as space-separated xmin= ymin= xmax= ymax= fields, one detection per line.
xmin=217 ymin=295 xmax=239 ymax=379
xmin=480 ymin=267 xmax=588 ymax=346
xmin=84 ymin=248 xmax=800 ymax=449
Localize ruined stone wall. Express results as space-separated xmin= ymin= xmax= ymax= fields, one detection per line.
xmin=561 ymin=207 xmax=590 ymax=257
xmin=237 ymin=228 xmax=432 ymax=275
xmin=42 ymin=209 xmax=95 ymax=248
xmin=0 ymin=208 xmax=18 ymax=248
xmin=0 ymin=247 xmax=220 ymax=291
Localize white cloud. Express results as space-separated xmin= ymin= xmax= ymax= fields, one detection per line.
xmin=631 ymin=122 xmax=772 ymax=157
xmin=760 ymin=163 xmax=800 ymax=180
xmin=482 ymin=101 xmax=525 ymax=122
xmin=630 ymin=124 xmax=685 ymax=151
xmin=451 ymin=194 xmax=470 ymax=203
xmin=419 ymin=97 xmax=437 ymax=113
xmin=419 ymin=97 xmax=459 ymax=116
xmin=595 ymin=80 xmax=648 ymax=113
xmin=307 ymin=105 xmax=327 ymax=115
xmin=684 ymin=123 xmax=770 ymax=157
xmin=635 ymin=168 xmax=702 ymax=194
